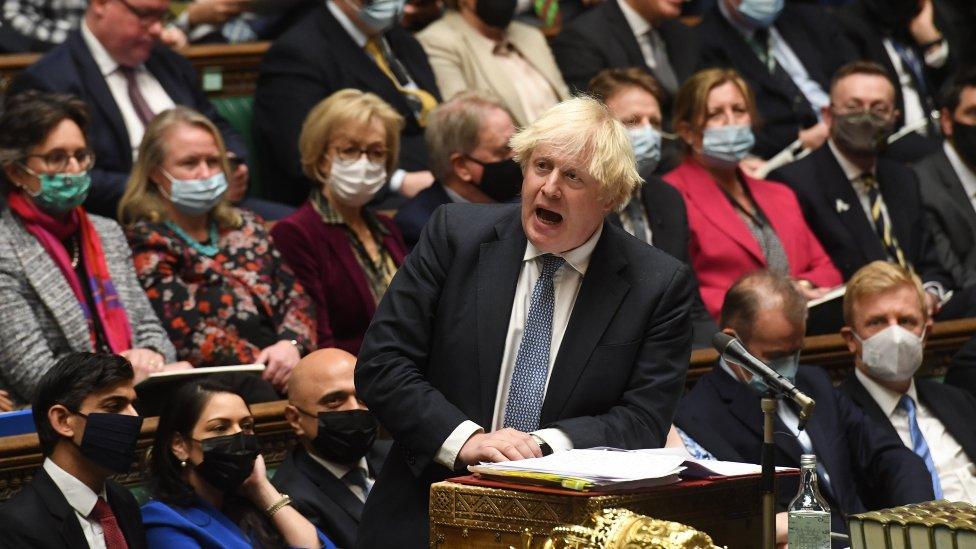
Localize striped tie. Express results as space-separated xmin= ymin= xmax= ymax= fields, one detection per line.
xmin=860 ymin=173 xmax=909 ymax=269
xmin=898 ymin=395 xmax=943 ymax=499
xmin=364 ymin=37 xmax=439 ymax=127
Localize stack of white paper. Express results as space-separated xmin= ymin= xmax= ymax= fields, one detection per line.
xmin=636 ymin=448 xmax=798 ymax=478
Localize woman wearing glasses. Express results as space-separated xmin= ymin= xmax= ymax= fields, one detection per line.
xmin=0 ymin=91 xmax=179 ymax=407
xmin=271 ymin=90 xmax=408 ymax=356
xmin=119 ymin=106 xmax=315 ymax=397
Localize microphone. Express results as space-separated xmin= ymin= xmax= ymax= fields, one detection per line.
xmin=712 ymin=332 xmax=816 ymax=431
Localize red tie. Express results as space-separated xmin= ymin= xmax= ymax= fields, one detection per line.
xmin=89 ymin=498 xmax=129 ymax=549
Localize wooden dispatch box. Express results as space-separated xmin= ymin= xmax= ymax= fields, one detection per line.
xmin=429 ymin=475 xmax=765 ymax=548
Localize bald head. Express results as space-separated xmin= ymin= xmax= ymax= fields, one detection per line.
xmin=287 ymin=348 xmax=362 ymax=413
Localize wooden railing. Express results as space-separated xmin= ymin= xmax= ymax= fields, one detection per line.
xmin=0 ymin=42 xmax=270 ymax=98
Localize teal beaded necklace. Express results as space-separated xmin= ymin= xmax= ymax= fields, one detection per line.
xmin=165 ymin=221 xmax=220 ymax=257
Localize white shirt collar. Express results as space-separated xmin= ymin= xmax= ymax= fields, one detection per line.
xmin=43 ymin=458 xmax=103 ymax=518
xmin=944 ymin=140 xmax=976 ymax=199
xmin=854 ymin=367 xmax=919 ymax=418
xmin=523 ymin=223 xmax=603 ymax=276
xmin=80 ymin=21 xmax=122 ymax=77
xmin=616 ymin=0 xmax=651 ymax=38
xmin=306 ymin=449 xmax=369 ymax=481
xmin=327 ymin=0 xmax=369 ymax=48
xmin=828 ymin=139 xmax=874 ymax=182
xmin=442 ymin=185 xmax=470 ymax=204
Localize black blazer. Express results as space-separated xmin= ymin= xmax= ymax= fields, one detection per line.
xmin=675 ymin=365 xmax=934 ymax=534
xmin=697 ymin=3 xmax=855 ymax=159
xmin=254 ymin=5 xmax=441 ymax=206
xmin=770 ymin=145 xmax=951 ymax=286
xmin=271 ymin=441 xmax=391 ymax=549
xmin=842 ymin=374 xmax=976 ymax=472
xmin=550 ymin=0 xmax=700 ymax=100
xmin=354 ymin=203 xmax=693 ymax=547
xmin=9 ymin=31 xmax=247 ymax=219
xmin=945 ymin=334 xmax=976 ymax=397
xmin=608 ymin=174 xmax=717 ymax=349
xmin=0 ymin=468 xmax=147 ymax=549
xmin=914 ymin=148 xmax=976 ymax=290
xmin=393 ymin=180 xmax=452 ymax=250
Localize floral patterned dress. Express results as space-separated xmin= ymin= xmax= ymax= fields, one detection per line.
xmin=126 ymin=210 xmax=316 ymax=367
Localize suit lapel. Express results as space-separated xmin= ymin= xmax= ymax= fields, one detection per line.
xmin=934 ymin=150 xmax=976 ymax=234
xmin=454 ymin=15 xmax=527 ymax=125
xmin=844 ymin=376 xmax=899 ymax=437
xmin=818 ymin=148 xmax=887 ymax=263
xmin=68 ymin=33 xmax=130 ymax=165
xmin=713 ymin=15 xmax=786 ymax=100
xmin=144 ymin=49 xmax=192 ymax=106
xmin=680 ymin=162 xmax=765 ymax=263
xmin=296 ymin=449 xmax=365 ymax=521
xmin=508 ymin=25 xmax=567 ymax=101
xmin=604 ymin=0 xmax=651 ymax=71
xmin=32 ymin=469 xmax=90 ymax=547
xmin=773 ymin=15 xmax=826 ymax=85
xmin=541 ymin=224 xmax=630 ymax=422
xmin=324 ymin=226 xmax=378 ymax=321
xmin=917 ymin=382 xmax=976 ymax=464
xmin=2 ymin=212 xmax=91 ymax=351
xmin=476 ymin=212 xmax=526 ymax=425
xmin=106 ymin=481 xmax=143 ymax=549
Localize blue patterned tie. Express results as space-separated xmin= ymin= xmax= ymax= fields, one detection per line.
xmin=503 ymin=254 xmax=565 ymax=432
xmin=898 ymin=395 xmax=943 ymax=499
xmin=676 ymin=427 xmax=715 ymax=461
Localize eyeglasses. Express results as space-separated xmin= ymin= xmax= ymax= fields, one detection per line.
xmin=25 ymin=148 xmax=96 ymax=172
xmin=333 ymin=145 xmax=388 ymax=164
xmin=113 ymin=0 xmax=169 ymax=26
xmin=833 ymin=105 xmax=894 ymax=119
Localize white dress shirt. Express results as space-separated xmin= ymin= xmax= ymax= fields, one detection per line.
xmin=43 ymin=458 xmax=107 ymax=549
xmin=435 ymin=225 xmax=603 ymax=468
xmin=442 ymin=185 xmax=469 ymax=204
xmin=855 ymin=369 xmax=976 ymax=504
xmin=79 ymin=22 xmax=175 ymax=157
xmin=306 ymin=452 xmax=374 ymax=503
xmin=944 ymin=140 xmax=976 ymax=216
xmin=616 ymin=0 xmax=669 ymax=75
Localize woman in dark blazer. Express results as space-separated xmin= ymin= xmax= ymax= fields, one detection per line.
xmin=272 ymin=90 xmax=408 ymax=356
xmin=663 ymin=68 xmax=842 ymax=319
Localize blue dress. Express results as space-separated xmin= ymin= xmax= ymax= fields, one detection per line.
xmin=141 ymin=498 xmax=336 ymax=549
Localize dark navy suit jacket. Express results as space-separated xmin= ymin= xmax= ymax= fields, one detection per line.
xmin=675 ymin=365 xmax=934 ymax=534
xmin=10 ymin=31 xmax=247 ymax=219
xmin=394 ymin=181 xmax=452 ymax=250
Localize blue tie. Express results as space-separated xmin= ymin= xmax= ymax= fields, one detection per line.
xmin=676 ymin=427 xmax=716 ymax=461
xmin=898 ymin=395 xmax=943 ymax=499
xmin=503 ymin=254 xmax=565 ymax=432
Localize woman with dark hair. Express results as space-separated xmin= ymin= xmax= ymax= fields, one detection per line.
xmin=0 ymin=90 xmax=183 ymax=407
xmin=142 ymin=380 xmax=334 ymax=548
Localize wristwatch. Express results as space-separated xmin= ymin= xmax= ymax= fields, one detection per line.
xmin=531 ymin=434 xmax=553 ymax=456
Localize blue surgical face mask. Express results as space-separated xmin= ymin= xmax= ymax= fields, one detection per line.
xmin=737 ymin=0 xmax=784 ymax=29
xmin=746 ymin=351 xmax=801 ymax=395
xmin=701 ymin=124 xmax=755 ymax=169
xmin=628 ymin=124 xmax=662 ymax=174
xmin=357 ymin=0 xmax=406 ymax=33
xmin=162 ymin=170 xmax=228 ymax=216
xmin=20 ymin=164 xmax=92 ymax=213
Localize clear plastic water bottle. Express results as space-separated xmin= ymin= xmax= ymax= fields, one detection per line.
xmin=788 ymin=454 xmax=831 ymax=549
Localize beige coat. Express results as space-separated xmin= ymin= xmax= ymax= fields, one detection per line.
xmin=417 ymin=10 xmax=570 ymax=126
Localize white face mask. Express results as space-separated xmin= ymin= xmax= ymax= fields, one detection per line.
xmin=855 ymin=324 xmax=924 ymax=382
xmin=328 ymin=156 xmax=387 ymax=207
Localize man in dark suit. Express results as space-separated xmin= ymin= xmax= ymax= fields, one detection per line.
xmin=840 ymin=261 xmax=976 ymax=503
xmin=273 ymin=348 xmax=390 ymax=549
xmin=254 ymin=0 xmax=441 ymax=207
xmin=0 ymin=353 xmax=146 ymax=548
xmin=9 ymin=0 xmax=248 ymax=219
xmin=675 ymin=271 xmax=933 ymax=540
xmin=395 ymin=92 xmax=520 ymax=249
xmin=354 ymin=96 xmax=693 ymax=547
xmin=771 ymin=61 xmax=975 ymax=319
xmin=945 ymin=334 xmax=976 ymax=397
xmin=550 ymin=0 xmax=699 ymax=111
xmin=697 ymin=0 xmax=856 ymax=159
xmin=914 ymin=68 xmax=976 ymax=290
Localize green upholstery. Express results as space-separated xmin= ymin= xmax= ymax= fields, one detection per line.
xmin=212 ymin=96 xmax=265 ymax=199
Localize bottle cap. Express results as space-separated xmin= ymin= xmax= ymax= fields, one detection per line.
xmin=800 ymin=454 xmax=817 ymax=467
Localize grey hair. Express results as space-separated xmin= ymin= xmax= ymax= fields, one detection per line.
xmin=720 ymin=271 xmax=808 ymax=341
xmin=424 ymin=91 xmax=513 ymax=182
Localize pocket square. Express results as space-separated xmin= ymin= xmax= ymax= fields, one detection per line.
xmin=836 ymin=199 xmax=850 ymax=213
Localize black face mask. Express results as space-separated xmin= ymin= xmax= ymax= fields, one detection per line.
xmin=194 ymin=432 xmax=260 ymax=492
xmin=952 ymin=120 xmax=976 ymax=171
xmin=831 ymin=111 xmax=895 ymax=159
xmin=475 ymin=0 xmax=516 ymax=29
xmin=466 ymin=156 xmax=522 ymax=202
xmin=299 ymin=408 xmax=379 ymax=464
xmin=72 ymin=411 xmax=144 ymax=473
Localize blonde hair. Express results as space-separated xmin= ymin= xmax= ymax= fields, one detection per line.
xmin=118 ymin=107 xmax=241 ymax=229
xmin=299 ymin=89 xmax=404 ymax=186
xmin=509 ymin=96 xmax=641 ymax=209
xmin=843 ymin=261 xmax=928 ymax=325
xmin=425 ymin=91 xmax=512 ymax=182
xmin=672 ymin=68 xmax=759 ymax=153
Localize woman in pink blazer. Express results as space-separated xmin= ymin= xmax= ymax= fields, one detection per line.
xmin=663 ymin=68 xmax=841 ymax=319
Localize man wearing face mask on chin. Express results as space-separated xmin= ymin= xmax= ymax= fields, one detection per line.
xmin=840 ymin=261 xmax=976 ymax=505
xmin=771 ymin=61 xmax=976 ymax=320
xmin=395 ymin=91 xmax=522 ymax=249
xmin=273 ymin=349 xmax=391 ymax=549
xmin=674 ymin=271 xmax=934 ymax=545
xmin=0 ymin=353 xmax=147 ymax=548
xmin=254 ymin=0 xmax=442 ymax=207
